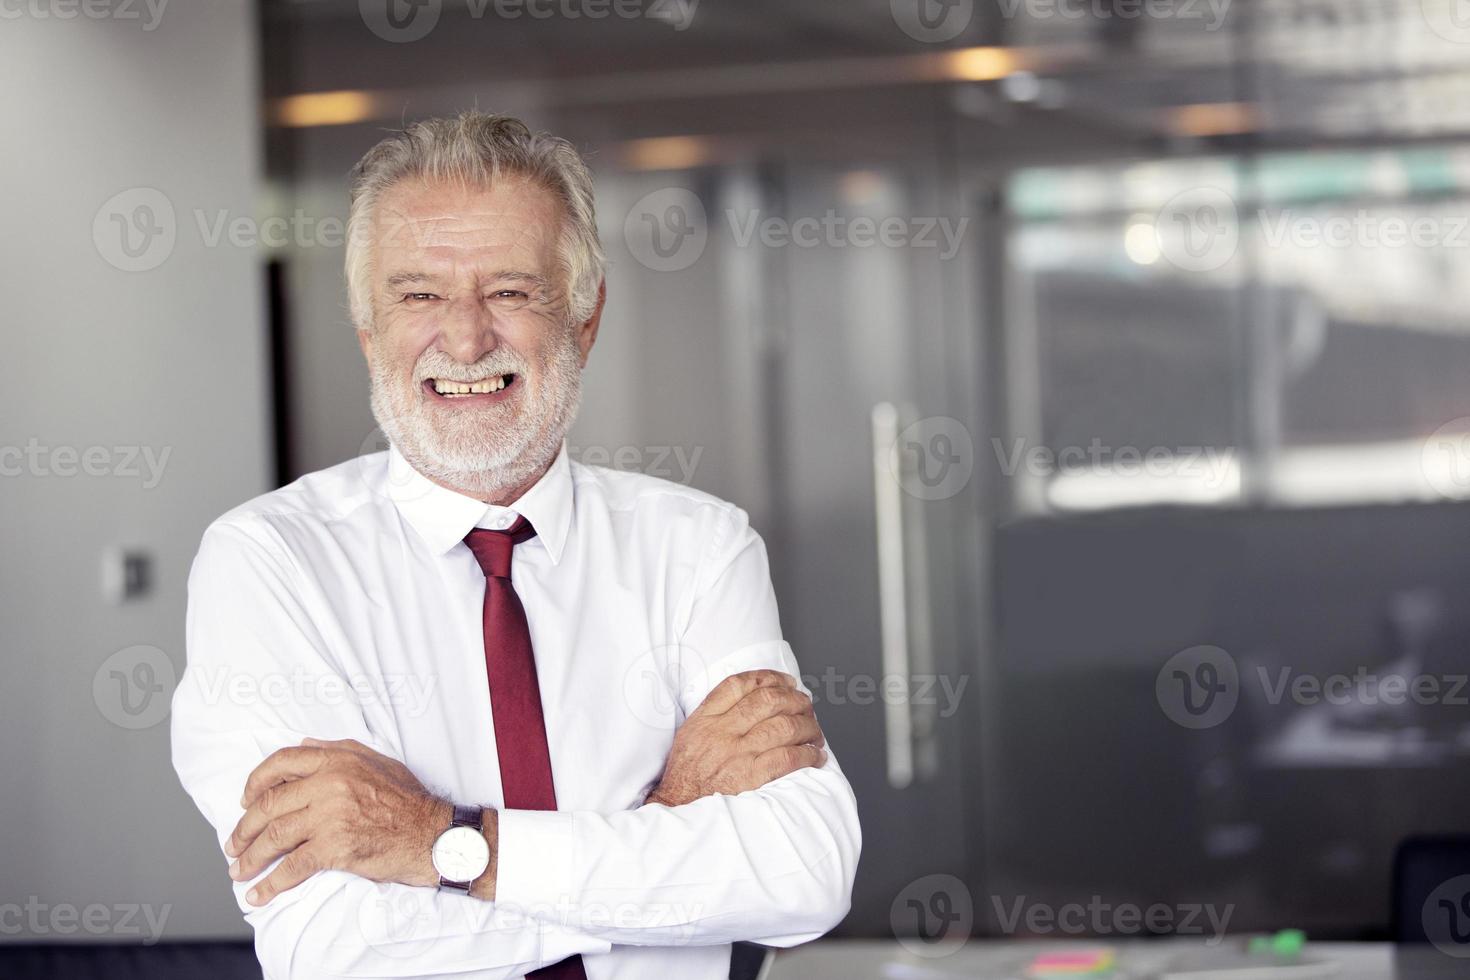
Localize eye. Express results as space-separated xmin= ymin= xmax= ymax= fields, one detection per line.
xmin=487 ymin=289 xmax=532 ymax=309
xmin=403 ymin=292 xmax=440 ymax=303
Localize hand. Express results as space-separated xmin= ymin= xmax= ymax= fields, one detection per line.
xmin=646 ymin=669 xmax=827 ymax=807
xmin=224 ymin=737 xmax=450 ymax=906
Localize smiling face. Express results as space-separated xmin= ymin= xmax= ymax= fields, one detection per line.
xmin=358 ymin=175 xmax=604 ymax=502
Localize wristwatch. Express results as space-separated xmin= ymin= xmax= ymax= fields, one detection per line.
xmin=431 ymin=804 xmax=490 ymax=892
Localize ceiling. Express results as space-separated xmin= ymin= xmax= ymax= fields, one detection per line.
xmin=260 ymin=0 xmax=1470 ymax=150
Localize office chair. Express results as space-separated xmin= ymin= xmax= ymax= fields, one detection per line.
xmin=1392 ymin=836 xmax=1470 ymax=978
xmin=1393 ymin=836 xmax=1470 ymax=942
xmin=730 ymin=941 xmax=775 ymax=980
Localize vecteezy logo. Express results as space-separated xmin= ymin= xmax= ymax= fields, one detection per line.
xmin=355 ymin=886 xmax=449 ymax=960
xmin=357 ymin=422 xmax=436 ymax=505
xmin=890 ymin=0 xmax=973 ymax=43
xmin=623 ymin=188 xmax=708 ymax=272
xmin=1423 ymin=875 xmax=1470 ymax=957
xmin=1156 ymin=645 xmax=1239 ymax=729
xmin=891 ymin=874 xmax=973 ymax=958
xmin=890 ymin=416 xmax=975 ymax=501
xmin=621 ymin=644 xmax=710 ymax=729
xmin=1422 ymin=417 xmax=1470 ymax=500
xmin=1154 ymin=187 xmax=1239 ymax=273
xmin=93 ymin=645 xmax=176 ymax=730
xmin=360 ymin=0 xmax=442 ymax=43
xmin=1422 ymin=0 xmax=1470 ymax=45
xmin=93 ymin=188 xmax=176 ymax=272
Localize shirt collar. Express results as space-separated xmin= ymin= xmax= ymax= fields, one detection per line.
xmin=385 ymin=442 xmax=573 ymax=564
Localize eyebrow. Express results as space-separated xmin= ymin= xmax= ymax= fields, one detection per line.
xmin=490 ymin=271 xmax=554 ymax=290
xmin=381 ymin=270 xmax=554 ymax=291
xmin=383 ymin=271 xmax=436 ymax=290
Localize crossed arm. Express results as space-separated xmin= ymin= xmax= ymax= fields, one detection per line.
xmin=171 ymin=519 xmax=861 ymax=979
xmin=222 ymin=670 xmax=829 ymax=906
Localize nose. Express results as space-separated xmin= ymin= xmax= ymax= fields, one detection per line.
xmin=438 ymin=294 xmax=500 ymax=364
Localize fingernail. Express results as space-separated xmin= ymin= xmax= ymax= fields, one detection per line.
xmin=246 ymin=888 xmax=260 ymax=905
xmin=228 ymin=861 xmax=241 ymax=880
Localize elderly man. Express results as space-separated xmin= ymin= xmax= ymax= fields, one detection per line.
xmin=170 ymin=112 xmax=861 ymax=980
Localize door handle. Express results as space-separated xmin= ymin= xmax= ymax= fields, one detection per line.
xmin=872 ymin=402 xmax=916 ymax=789
xmin=872 ymin=402 xmax=942 ymax=789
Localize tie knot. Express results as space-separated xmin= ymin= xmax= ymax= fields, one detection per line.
xmin=464 ymin=517 xmax=536 ymax=579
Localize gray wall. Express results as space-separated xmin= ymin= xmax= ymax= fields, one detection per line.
xmin=0 ymin=1 xmax=266 ymax=941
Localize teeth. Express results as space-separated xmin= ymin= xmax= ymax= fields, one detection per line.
xmin=433 ymin=375 xmax=510 ymax=396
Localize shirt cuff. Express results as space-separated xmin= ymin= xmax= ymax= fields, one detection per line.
xmin=495 ymin=809 xmax=577 ymax=920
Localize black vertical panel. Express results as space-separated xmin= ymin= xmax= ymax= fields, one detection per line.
xmin=266 ymin=258 xmax=294 ymax=488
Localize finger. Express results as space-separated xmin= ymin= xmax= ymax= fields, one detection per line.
xmin=697 ymin=670 xmax=796 ymax=716
xmin=745 ymin=712 xmax=825 ymax=754
xmin=245 ymin=845 xmax=322 ymax=907
xmin=230 ymin=807 xmax=313 ymax=883
xmin=227 ymin=780 xmax=314 ymax=857
xmin=241 ymin=746 xmax=330 ymax=809
xmin=753 ymin=743 xmax=828 ymax=786
xmin=724 ymin=685 xmax=814 ymax=734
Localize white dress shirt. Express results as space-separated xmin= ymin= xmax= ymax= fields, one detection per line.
xmin=170 ymin=442 xmax=862 ymax=980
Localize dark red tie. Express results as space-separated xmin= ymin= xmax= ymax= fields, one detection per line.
xmin=465 ymin=519 xmax=587 ymax=980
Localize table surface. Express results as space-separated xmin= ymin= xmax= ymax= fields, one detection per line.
xmin=767 ymin=940 xmax=1454 ymax=980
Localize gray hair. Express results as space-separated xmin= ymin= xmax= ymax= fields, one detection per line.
xmin=345 ymin=111 xmax=605 ymax=331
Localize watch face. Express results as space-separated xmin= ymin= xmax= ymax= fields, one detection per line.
xmin=432 ymin=824 xmax=490 ymax=883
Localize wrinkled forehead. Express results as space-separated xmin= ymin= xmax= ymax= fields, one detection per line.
xmin=370 ymin=175 xmax=564 ymax=274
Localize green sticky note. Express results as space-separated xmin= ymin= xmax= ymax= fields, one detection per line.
xmin=1271 ymin=929 xmax=1305 ymax=956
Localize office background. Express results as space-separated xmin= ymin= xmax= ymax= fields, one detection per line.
xmin=6 ymin=0 xmax=1470 ymax=964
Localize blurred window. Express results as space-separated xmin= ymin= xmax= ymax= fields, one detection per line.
xmin=1004 ymin=147 xmax=1470 ymax=513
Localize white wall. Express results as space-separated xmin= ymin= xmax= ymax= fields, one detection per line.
xmin=0 ymin=0 xmax=267 ymax=940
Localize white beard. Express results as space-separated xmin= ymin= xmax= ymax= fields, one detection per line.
xmin=368 ymin=330 xmax=583 ymax=502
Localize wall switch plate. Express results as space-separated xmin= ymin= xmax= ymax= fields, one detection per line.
xmin=102 ymin=548 xmax=153 ymax=603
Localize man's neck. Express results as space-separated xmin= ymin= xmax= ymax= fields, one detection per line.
xmin=424 ymin=458 xmax=553 ymax=507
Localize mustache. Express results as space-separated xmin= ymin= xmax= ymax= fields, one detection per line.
xmin=412 ymin=351 xmax=529 ymax=383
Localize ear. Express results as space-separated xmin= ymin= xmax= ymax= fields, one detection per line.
xmin=356 ymin=327 xmax=373 ymax=363
xmin=575 ymin=280 xmax=607 ymax=368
